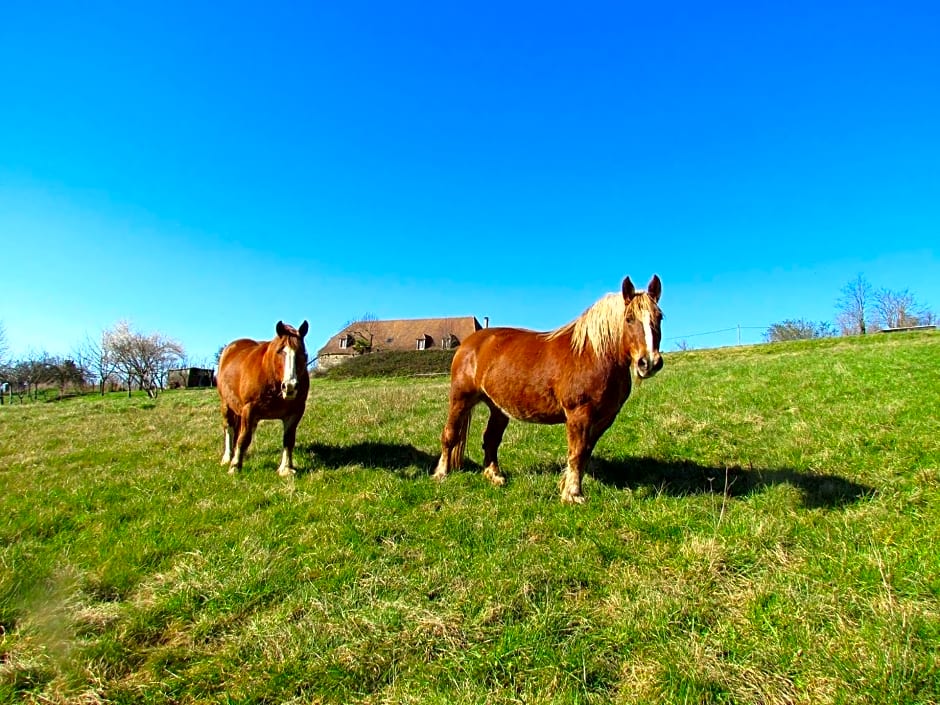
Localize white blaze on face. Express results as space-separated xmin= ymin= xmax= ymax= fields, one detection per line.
xmin=282 ymin=346 xmax=298 ymax=397
xmin=641 ymin=309 xmax=655 ymax=369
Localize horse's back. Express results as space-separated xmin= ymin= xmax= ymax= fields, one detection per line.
xmin=458 ymin=327 xmax=555 ymax=374
xmin=454 ymin=327 xmax=569 ymax=423
xmin=217 ymin=338 xmax=267 ymax=406
xmin=220 ymin=338 xmax=262 ymax=363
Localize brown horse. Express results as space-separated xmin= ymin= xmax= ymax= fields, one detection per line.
xmin=217 ymin=320 xmax=310 ymax=476
xmin=433 ymin=276 xmax=663 ymax=503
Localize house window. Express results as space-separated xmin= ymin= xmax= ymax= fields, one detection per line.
xmin=339 ymin=335 xmax=351 ymax=349
xmin=416 ymin=337 xmax=427 ymax=350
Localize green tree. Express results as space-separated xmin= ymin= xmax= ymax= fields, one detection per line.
xmin=49 ymin=357 xmax=89 ymax=397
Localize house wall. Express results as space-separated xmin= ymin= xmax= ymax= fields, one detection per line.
xmin=316 ymin=354 xmax=350 ymax=371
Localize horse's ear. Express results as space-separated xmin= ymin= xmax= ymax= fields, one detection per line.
xmin=299 ymin=320 xmax=309 ymax=338
xmin=647 ymin=274 xmax=662 ymax=303
xmin=276 ymin=321 xmax=287 ymax=337
xmin=621 ymin=277 xmax=636 ymax=302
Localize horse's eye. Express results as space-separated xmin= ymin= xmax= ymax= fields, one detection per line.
xmin=625 ymin=315 xmax=636 ymax=324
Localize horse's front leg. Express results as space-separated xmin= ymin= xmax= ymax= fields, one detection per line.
xmin=560 ymin=407 xmax=594 ymax=504
xmin=433 ymin=394 xmax=476 ymax=480
xmin=278 ymin=414 xmax=301 ymax=477
xmin=221 ymin=407 xmax=238 ymax=467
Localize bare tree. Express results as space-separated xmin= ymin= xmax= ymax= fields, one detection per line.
xmin=835 ymin=274 xmax=872 ymax=335
xmin=872 ymin=288 xmax=931 ymax=330
xmin=13 ymin=350 xmax=57 ymax=400
xmin=0 ymin=321 xmax=8 ymax=366
xmin=764 ymin=319 xmax=836 ymax=343
xmin=674 ymin=339 xmax=693 ymax=352
xmin=344 ymin=312 xmax=380 ymax=354
xmin=0 ymin=322 xmax=9 ymax=404
xmin=77 ymin=331 xmax=121 ymax=395
xmin=4 ymin=361 xmax=30 ymax=402
xmin=105 ymin=321 xmax=185 ymax=398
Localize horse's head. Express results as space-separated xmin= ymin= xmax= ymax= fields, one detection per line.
xmin=622 ymin=275 xmax=663 ymax=379
xmin=274 ymin=320 xmax=309 ymax=400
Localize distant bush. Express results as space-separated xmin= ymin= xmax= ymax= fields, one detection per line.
xmin=316 ymin=349 xmax=456 ymax=380
xmin=763 ymin=319 xmax=836 ymax=342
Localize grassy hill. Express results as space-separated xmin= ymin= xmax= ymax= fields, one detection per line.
xmin=1 ymin=331 xmax=939 ymax=703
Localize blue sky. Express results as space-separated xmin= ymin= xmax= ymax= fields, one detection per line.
xmin=2 ymin=1 xmax=938 ymax=365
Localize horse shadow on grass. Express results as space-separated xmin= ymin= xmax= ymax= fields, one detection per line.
xmin=297 ymin=442 xmax=872 ymax=510
xmin=587 ymin=457 xmax=874 ymax=510
xmin=301 ymin=441 xmax=440 ymax=479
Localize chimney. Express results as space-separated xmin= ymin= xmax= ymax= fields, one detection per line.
xmin=484 ymin=316 xmax=489 ymax=328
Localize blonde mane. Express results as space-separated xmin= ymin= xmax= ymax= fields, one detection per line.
xmin=546 ymin=291 xmax=660 ymax=358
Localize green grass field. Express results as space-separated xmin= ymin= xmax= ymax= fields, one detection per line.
xmin=2 ymin=332 xmax=939 ymax=704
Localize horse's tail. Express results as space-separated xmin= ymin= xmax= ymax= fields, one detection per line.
xmin=449 ymin=407 xmax=473 ymax=470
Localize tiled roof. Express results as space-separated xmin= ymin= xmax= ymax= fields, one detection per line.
xmin=316 ymin=316 xmax=482 ymax=358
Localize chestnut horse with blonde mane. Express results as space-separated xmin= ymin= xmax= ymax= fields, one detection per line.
xmin=217 ymin=320 xmax=309 ymax=476
xmin=433 ymin=276 xmax=663 ymax=503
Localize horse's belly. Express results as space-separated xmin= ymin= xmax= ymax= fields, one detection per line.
xmin=514 ymin=408 xmax=566 ymax=424
xmin=485 ymin=388 xmax=565 ymax=424
xmin=474 ymin=336 xmax=566 ymax=424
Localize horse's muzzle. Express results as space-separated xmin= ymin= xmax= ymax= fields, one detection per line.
xmin=636 ymin=353 xmax=663 ymax=378
xmin=281 ymin=382 xmax=298 ymax=400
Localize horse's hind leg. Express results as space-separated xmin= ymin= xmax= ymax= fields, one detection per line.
xmin=277 ymin=414 xmax=301 ymax=477
xmin=481 ymin=405 xmax=509 ymax=486
xmin=229 ymin=405 xmax=256 ymax=473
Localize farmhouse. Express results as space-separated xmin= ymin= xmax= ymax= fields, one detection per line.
xmin=317 ymin=316 xmax=483 ymax=370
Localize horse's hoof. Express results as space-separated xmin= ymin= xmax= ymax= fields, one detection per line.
xmin=483 ymin=467 xmax=506 ymax=487
xmin=561 ymin=492 xmax=586 ymax=505
xmin=277 ymin=467 xmax=296 ymax=477
xmin=227 ymin=467 xmax=237 ymax=475
xmin=431 ymin=470 xmax=447 ymax=482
